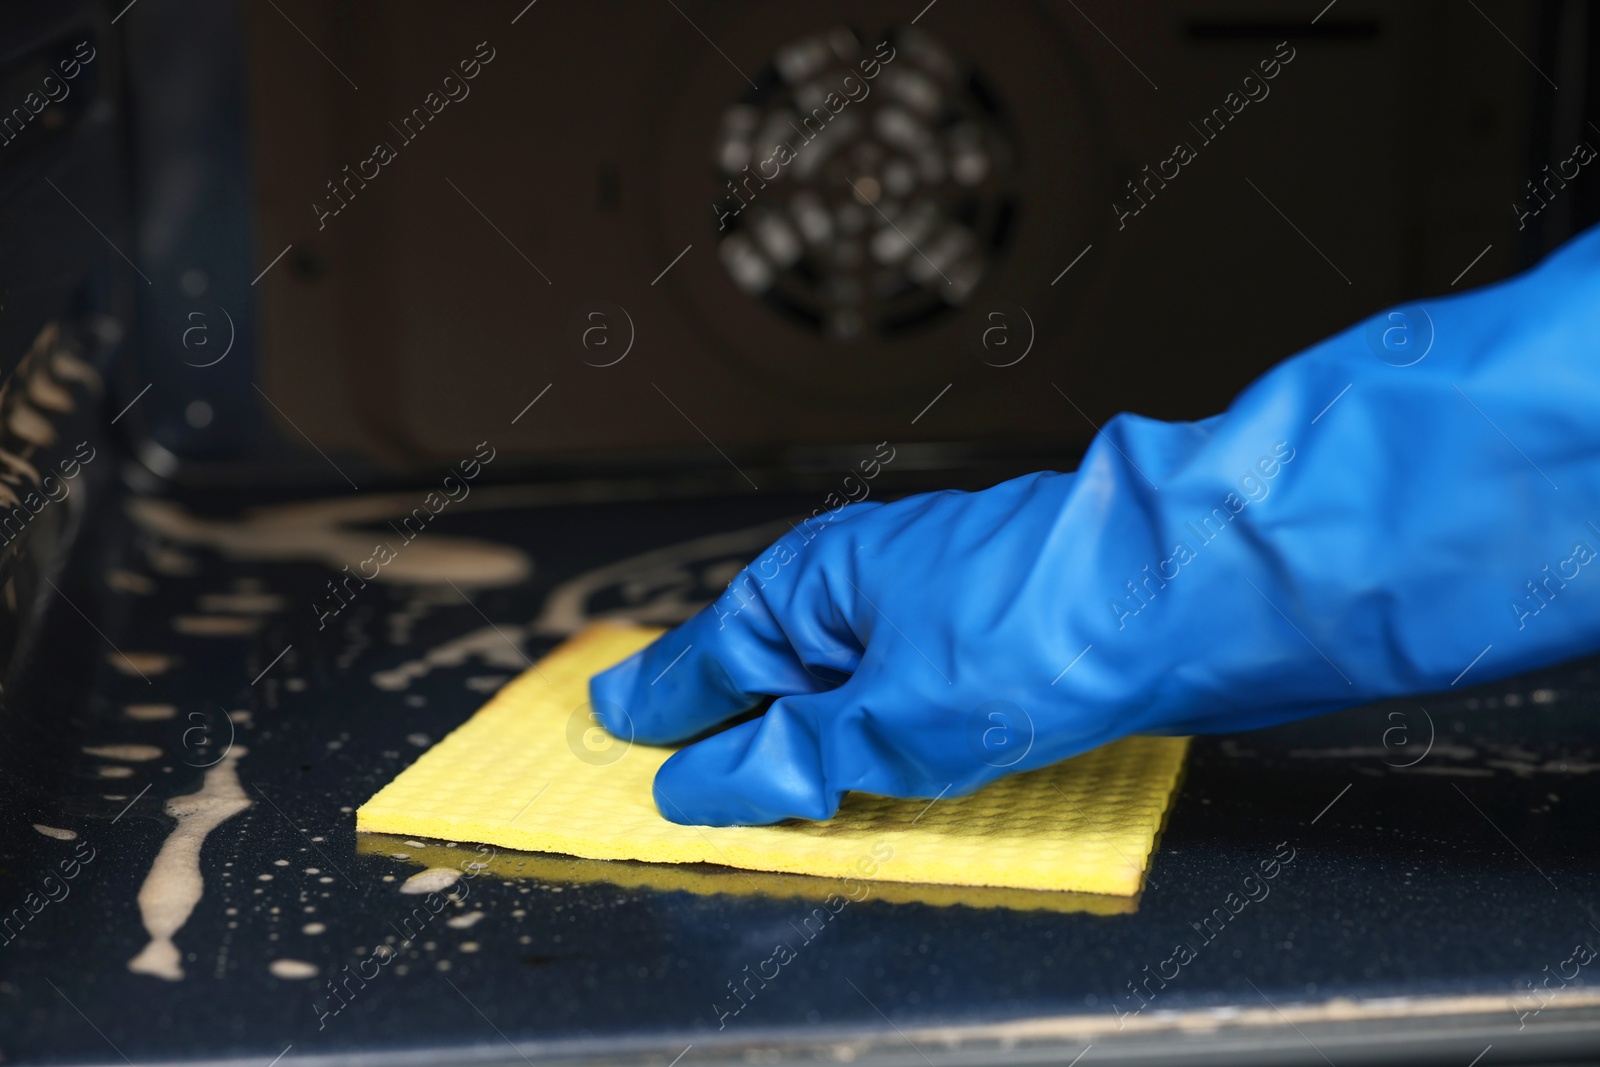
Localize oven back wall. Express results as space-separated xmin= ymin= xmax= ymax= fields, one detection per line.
xmin=243 ymin=0 xmax=1534 ymax=465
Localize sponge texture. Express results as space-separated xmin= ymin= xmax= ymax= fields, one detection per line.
xmin=357 ymin=624 xmax=1187 ymax=896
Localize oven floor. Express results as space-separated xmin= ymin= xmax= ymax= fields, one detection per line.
xmin=4 ymin=478 xmax=1599 ymax=1066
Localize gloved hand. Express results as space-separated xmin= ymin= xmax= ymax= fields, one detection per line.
xmin=592 ymin=223 xmax=1600 ymax=826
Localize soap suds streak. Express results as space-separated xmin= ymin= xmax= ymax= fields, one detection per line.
xmin=125 ymin=704 xmax=177 ymax=721
xmin=173 ymin=615 xmax=261 ymax=636
xmin=400 ymin=868 xmax=462 ymax=894
xmin=108 ymin=651 xmax=176 ymax=676
xmin=128 ymin=747 xmax=251 ymax=981
xmin=198 ymin=592 xmax=284 ymax=614
xmin=269 ymin=958 xmax=319 ymax=979
xmin=127 ymin=497 xmax=529 ymax=587
xmin=107 ymin=569 xmax=156 ymax=594
xmin=83 ymin=743 xmax=162 ymax=761
xmin=371 ymin=627 xmax=529 ymax=691
xmin=374 ymin=520 xmax=792 ymax=689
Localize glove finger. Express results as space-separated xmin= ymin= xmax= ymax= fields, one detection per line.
xmin=592 ymin=503 xmax=888 ymax=746
xmin=651 ymin=679 xmax=983 ymax=826
xmin=589 ymin=595 xmax=857 ymax=746
xmin=650 ymin=689 xmax=846 ymax=825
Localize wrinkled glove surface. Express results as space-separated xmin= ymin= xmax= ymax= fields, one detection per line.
xmin=593 ymin=223 xmax=1600 ymax=826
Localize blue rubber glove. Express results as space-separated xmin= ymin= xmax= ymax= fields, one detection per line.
xmin=592 ymin=222 xmax=1600 ymax=826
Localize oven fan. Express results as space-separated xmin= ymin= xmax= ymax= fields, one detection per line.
xmin=710 ymin=26 xmax=1018 ymax=343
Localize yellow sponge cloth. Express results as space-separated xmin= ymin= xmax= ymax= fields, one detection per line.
xmin=357 ymin=624 xmax=1188 ymax=896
